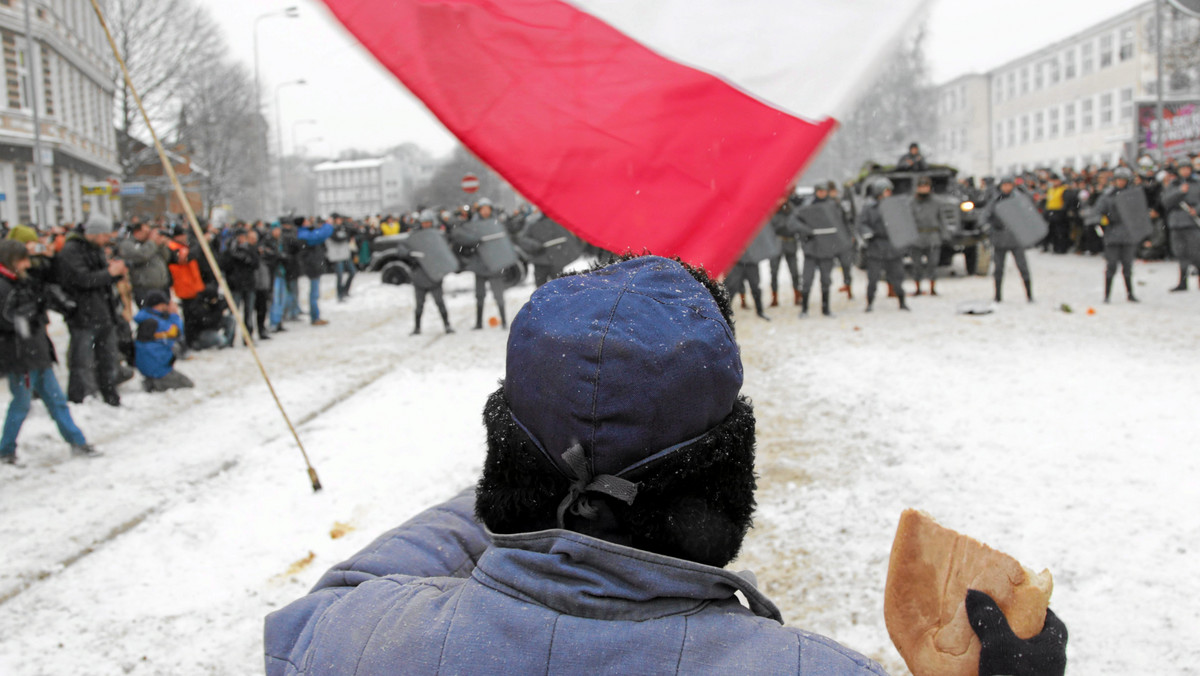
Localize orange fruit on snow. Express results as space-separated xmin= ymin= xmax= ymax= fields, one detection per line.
xmin=488 ymin=316 xmax=500 ymax=327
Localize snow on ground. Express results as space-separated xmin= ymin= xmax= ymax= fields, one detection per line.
xmin=0 ymin=252 xmax=1196 ymax=675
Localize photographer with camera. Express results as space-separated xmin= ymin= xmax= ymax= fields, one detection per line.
xmin=0 ymin=240 xmax=98 ymax=466
xmin=56 ymin=213 xmax=127 ymax=407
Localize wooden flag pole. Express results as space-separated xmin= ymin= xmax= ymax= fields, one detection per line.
xmin=88 ymin=0 xmax=322 ymax=492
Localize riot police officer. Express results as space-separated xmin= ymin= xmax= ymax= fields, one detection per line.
xmin=405 ymin=210 xmax=455 ymax=335
xmin=983 ymin=177 xmax=1034 ymax=303
xmin=1095 ymin=167 xmax=1141 ymax=303
xmin=767 ymin=198 xmax=800 ymax=306
xmin=910 ymin=175 xmax=949 ymax=296
xmin=857 ymin=178 xmax=909 ymax=312
xmin=1162 ymin=163 xmax=1200 ymax=291
xmin=449 ymin=197 xmax=511 ymax=329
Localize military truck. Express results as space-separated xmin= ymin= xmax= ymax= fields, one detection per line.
xmin=850 ymin=165 xmax=990 ymax=276
xmin=369 ymin=232 xmax=529 ymax=288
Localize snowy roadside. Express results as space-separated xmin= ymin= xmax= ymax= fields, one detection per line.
xmin=0 ymin=253 xmax=1197 ymax=675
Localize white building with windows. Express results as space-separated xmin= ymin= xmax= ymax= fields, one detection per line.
xmin=933 ymin=73 xmax=992 ymax=179
xmin=0 ymin=0 xmax=120 ymax=227
xmin=935 ymin=1 xmax=1200 ymax=177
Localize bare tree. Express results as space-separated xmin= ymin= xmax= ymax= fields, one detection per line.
xmin=802 ymin=27 xmax=936 ymax=185
xmin=1148 ymin=7 xmax=1200 ymax=95
xmin=175 ymin=59 xmax=269 ymax=219
xmin=409 ymin=145 xmax=518 ymax=210
xmin=110 ymin=0 xmax=225 ymax=179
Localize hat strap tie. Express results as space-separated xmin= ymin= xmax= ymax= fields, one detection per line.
xmin=556 ymin=443 xmax=638 ymax=529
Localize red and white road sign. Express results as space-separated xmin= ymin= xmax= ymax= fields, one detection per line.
xmin=461 ymin=173 xmax=480 ymax=193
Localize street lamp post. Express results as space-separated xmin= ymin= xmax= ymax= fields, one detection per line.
xmin=276 ymin=79 xmax=307 ymax=213
xmin=253 ymin=6 xmax=299 ymax=218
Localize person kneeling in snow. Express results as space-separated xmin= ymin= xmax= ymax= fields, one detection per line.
xmin=134 ymin=290 xmax=193 ymax=393
xmin=264 ymin=255 xmax=1065 ymax=676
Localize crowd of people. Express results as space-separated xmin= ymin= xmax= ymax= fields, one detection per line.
xmin=0 ymin=198 xmax=578 ymax=467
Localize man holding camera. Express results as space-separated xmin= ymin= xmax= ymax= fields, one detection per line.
xmin=57 ymin=214 xmax=126 ymax=406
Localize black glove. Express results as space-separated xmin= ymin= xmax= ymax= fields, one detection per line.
xmin=966 ymin=589 xmax=1067 ymax=676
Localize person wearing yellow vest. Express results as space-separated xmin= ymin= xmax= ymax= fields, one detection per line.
xmin=1044 ymin=175 xmax=1072 ymax=254
xmin=380 ymin=217 xmax=401 ymax=237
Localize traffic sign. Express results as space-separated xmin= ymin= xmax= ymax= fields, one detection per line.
xmin=461 ymin=173 xmax=480 ymax=193
xmin=120 ymin=182 xmax=146 ymax=196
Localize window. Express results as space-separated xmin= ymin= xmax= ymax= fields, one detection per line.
xmin=1081 ymin=42 xmax=1094 ymax=75
xmin=1020 ymin=66 xmax=1030 ymax=94
xmin=1120 ymin=87 xmax=1134 ymax=122
xmin=1007 ymin=119 xmax=1016 ymax=147
xmin=1081 ymin=98 xmax=1094 ymax=132
xmin=1100 ymin=34 xmax=1113 ymax=68
xmin=1021 ymin=115 xmax=1030 ymax=144
xmin=994 ymin=79 xmax=1003 ymax=104
xmin=959 ymin=127 xmax=968 ymax=152
xmin=1064 ymin=49 xmax=1077 ymax=79
xmin=1048 ymin=57 xmax=1060 ymax=85
xmin=995 ymin=122 xmax=1003 ymax=149
xmin=1119 ymin=26 xmax=1134 ymax=61
xmin=1034 ymin=111 xmax=1045 ymax=141
xmin=1006 ymin=72 xmax=1016 ymax=99
xmin=1035 ymin=63 xmax=1044 ymax=90
xmin=1049 ymin=107 xmax=1060 ymax=138
xmin=1100 ymin=92 xmax=1114 ymax=127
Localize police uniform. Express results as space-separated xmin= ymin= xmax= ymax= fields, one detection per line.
xmin=1094 ymin=171 xmax=1141 ymax=302
xmin=1162 ymin=169 xmax=1200 ymax=291
xmin=983 ymin=183 xmax=1033 ymax=303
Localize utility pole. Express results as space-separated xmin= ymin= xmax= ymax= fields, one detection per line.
xmin=1155 ymin=0 xmax=1166 ymax=162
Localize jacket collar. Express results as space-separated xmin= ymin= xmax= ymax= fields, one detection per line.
xmin=0 ymin=263 xmax=16 ymax=281
xmin=473 ymin=528 xmax=781 ymax=623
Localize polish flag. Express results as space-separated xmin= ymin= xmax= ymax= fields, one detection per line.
xmin=321 ymin=0 xmax=928 ymax=273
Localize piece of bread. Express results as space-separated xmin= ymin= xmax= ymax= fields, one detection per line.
xmin=884 ymin=509 xmax=1053 ymax=676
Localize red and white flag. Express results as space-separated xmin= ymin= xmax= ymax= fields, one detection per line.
xmin=321 ymin=0 xmax=928 ymax=273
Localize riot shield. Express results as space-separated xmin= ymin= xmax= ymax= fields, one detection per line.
xmin=404 ymin=228 xmax=459 ymax=283
xmin=993 ymin=192 xmax=1050 ymax=249
xmin=878 ymin=196 xmax=920 ymax=250
xmin=741 ymin=222 xmax=782 ymax=263
xmin=793 ymin=201 xmax=851 ymax=258
xmin=523 ymin=217 xmax=585 ymax=269
xmin=1115 ymin=187 xmax=1154 ymax=243
xmin=472 ymin=218 xmax=520 ymax=274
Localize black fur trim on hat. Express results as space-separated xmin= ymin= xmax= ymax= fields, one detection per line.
xmin=475 ymin=387 xmax=758 ymax=569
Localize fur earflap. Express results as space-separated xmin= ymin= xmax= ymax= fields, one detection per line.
xmin=475 ymin=388 xmax=757 ymax=568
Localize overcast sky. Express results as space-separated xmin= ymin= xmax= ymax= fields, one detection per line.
xmin=199 ymin=0 xmax=1150 ymax=159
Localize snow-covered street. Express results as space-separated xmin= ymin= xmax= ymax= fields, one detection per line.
xmin=1 ymin=251 xmax=1197 ymax=675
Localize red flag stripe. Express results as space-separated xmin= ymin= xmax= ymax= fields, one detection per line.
xmin=321 ymin=0 xmax=836 ymax=273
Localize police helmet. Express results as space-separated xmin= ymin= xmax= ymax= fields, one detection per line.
xmin=475 ymin=197 xmax=493 ymax=208
xmin=868 ymin=177 xmax=893 ymax=198
xmin=418 ymin=209 xmax=436 ymax=223
xmin=999 ymin=175 xmax=1015 ymax=186
xmin=1113 ymin=167 xmax=1134 ymax=181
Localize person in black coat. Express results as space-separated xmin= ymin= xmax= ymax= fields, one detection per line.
xmin=0 ymin=240 xmax=97 ymax=464
xmin=56 ymin=214 xmax=127 ymax=406
xmin=219 ymin=227 xmax=260 ymax=341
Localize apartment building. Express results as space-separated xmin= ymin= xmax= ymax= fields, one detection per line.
xmin=0 ymin=0 xmax=120 ymax=226
xmin=935 ymin=1 xmax=1200 ymax=177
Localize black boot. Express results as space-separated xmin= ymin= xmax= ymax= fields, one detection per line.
xmin=799 ymin=290 xmax=810 ymax=318
xmin=473 ymin=304 xmax=484 ymax=330
xmin=898 ymin=291 xmax=910 ymax=311
xmin=439 ymin=307 xmax=454 ymax=334
xmin=499 ymin=304 xmax=508 ymax=329
xmin=1024 ymin=278 xmax=1033 ymax=302
xmin=821 ymin=288 xmax=833 ymax=317
xmin=411 ymin=311 xmax=422 ymax=336
xmin=751 ymin=290 xmax=770 ymax=320
xmin=1124 ymin=272 xmax=1138 ymax=302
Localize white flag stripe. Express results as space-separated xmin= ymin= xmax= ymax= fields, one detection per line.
xmin=570 ymin=0 xmax=931 ymax=119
